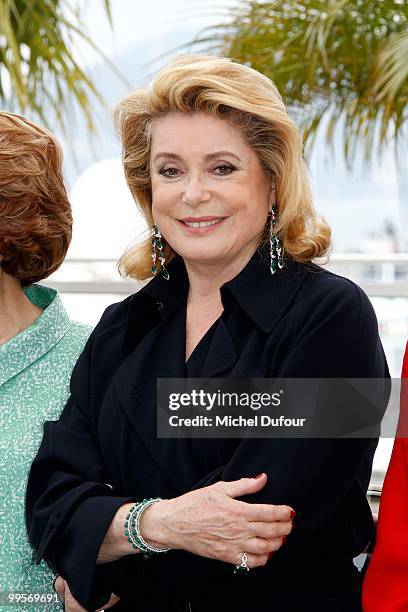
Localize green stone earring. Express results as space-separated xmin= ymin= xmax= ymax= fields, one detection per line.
xmin=151 ymin=223 xmax=170 ymax=280
xmin=269 ymin=204 xmax=284 ymax=275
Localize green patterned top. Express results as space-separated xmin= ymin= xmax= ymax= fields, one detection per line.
xmin=0 ymin=284 xmax=92 ymax=611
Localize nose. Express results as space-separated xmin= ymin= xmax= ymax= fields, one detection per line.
xmin=182 ymin=172 xmax=211 ymax=207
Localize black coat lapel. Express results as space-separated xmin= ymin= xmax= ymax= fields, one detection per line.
xmin=113 ymin=308 xmax=196 ymax=494
xmin=113 ymin=301 xmax=240 ymax=492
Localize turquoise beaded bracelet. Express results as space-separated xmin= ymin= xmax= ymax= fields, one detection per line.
xmin=124 ymin=497 xmax=170 ymax=556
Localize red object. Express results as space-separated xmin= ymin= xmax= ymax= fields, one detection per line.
xmin=363 ymin=342 xmax=408 ymax=611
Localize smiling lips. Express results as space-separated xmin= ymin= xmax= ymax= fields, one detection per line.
xmin=178 ymin=217 xmax=226 ymax=233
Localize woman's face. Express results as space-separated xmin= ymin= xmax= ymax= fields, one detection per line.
xmin=149 ymin=111 xmax=274 ymax=266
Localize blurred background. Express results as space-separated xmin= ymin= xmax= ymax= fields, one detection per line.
xmin=1 ymin=0 xmax=407 ymax=499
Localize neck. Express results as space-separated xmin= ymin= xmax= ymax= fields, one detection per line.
xmin=184 ymin=241 xmax=259 ymax=309
xmin=0 ymin=271 xmax=43 ymax=346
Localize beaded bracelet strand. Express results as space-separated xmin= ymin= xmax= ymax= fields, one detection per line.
xmin=124 ymin=497 xmax=170 ymax=556
xmin=125 ymin=502 xmax=146 ymax=553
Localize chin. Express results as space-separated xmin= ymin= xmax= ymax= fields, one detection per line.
xmin=180 ymin=248 xmax=225 ymax=264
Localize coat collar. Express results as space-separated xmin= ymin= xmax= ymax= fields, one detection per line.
xmin=114 ymin=246 xmax=314 ymax=494
xmin=0 ymin=284 xmax=72 ymax=387
xmin=125 ymin=242 xmax=312 ymax=340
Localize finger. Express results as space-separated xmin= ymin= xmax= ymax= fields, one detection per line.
xmin=249 ymin=520 xmax=293 ymax=539
xmin=53 ymin=577 xmax=65 ymax=604
xmin=234 ymin=551 xmax=269 ymax=569
xmin=213 ymin=474 xmax=267 ymax=498
xmin=96 ymin=593 xmax=121 ymax=611
xmin=243 ymin=536 xmax=286 ymax=556
xmin=237 ymin=501 xmax=295 ymax=523
xmin=65 ymin=596 xmax=87 ymax=612
xmin=64 ymin=581 xmax=87 ymax=612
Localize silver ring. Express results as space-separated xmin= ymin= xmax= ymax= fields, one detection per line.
xmin=233 ymin=551 xmax=250 ymax=574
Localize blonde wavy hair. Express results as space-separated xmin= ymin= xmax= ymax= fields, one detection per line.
xmin=114 ymin=54 xmax=331 ymax=280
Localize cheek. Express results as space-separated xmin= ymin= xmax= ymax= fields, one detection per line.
xmin=151 ymin=186 xmax=176 ymax=216
xmin=236 ymin=198 xmax=268 ymax=223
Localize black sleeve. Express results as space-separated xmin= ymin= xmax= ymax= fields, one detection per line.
xmin=25 ymin=323 xmax=135 ymax=610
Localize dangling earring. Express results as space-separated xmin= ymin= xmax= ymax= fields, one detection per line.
xmin=151 ymin=224 xmax=170 ymax=280
xmin=269 ymin=204 xmax=284 ymax=275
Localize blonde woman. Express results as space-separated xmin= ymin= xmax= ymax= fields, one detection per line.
xmin=0 ymin=113 xmax=92 ymax=610
xmin=26 ymin=55 xmax=389 ymax=612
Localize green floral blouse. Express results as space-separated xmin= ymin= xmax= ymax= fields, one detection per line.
xmin=0 ymin=284 xmax=92 ymax=610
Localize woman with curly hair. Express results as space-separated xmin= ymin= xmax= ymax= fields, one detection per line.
xmin=0 ymin=112 xmax=92 ymax=609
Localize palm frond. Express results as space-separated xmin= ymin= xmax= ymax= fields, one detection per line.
xmin=0 ymin=0 xmax=126 ymax=139
xmin=373 ymin=31 xmax=408 ymax=101
xmin=179 ymin=0 xmax=408 ymax=167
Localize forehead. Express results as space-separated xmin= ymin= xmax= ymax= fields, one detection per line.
xmin=150 ymin=111 xmax=249 ymax=157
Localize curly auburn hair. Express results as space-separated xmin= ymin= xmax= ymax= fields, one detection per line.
xmin=114 ymin=53 xmax=331 ymax=281
xmin=0 ymin=112 xmax=72 ymax=286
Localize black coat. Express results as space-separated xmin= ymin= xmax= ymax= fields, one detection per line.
xmin=25 ymin=246 xmax=390 ymax=612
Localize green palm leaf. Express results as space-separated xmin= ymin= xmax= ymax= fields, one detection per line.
xmin=0 ymin=0 xmax=127 ymax=136
xmin=163 ymin=0 xmax=408 ymax=166
xmin=374 ymin=31 xmax=408 ymax=101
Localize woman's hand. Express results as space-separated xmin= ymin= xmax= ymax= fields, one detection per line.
xmin=54 ymin=576 xmax=120 ymax=611
xmin=141 ymin=473 xmax=294 ymax=568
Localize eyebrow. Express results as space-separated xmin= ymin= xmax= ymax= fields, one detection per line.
xmin=152 ymin=151 xmax=242 ymax=163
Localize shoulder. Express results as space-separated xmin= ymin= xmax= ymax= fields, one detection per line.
xmin=68 ymin=320 xmax=93 ymax=343
xmin=276 ymin=262 xmax=387 ymax=377
xmin=75 ymin=291 xmax=147 ymax=363
xmin=296 ymin=261 xmax=375 ymax=320
xmin=282 ymin=261 xmax=380 ymax=350
xmin=87 ymin=294 xmax=136 ymax=340
xmin=51 ymin=321 xmax=93 ymax=369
